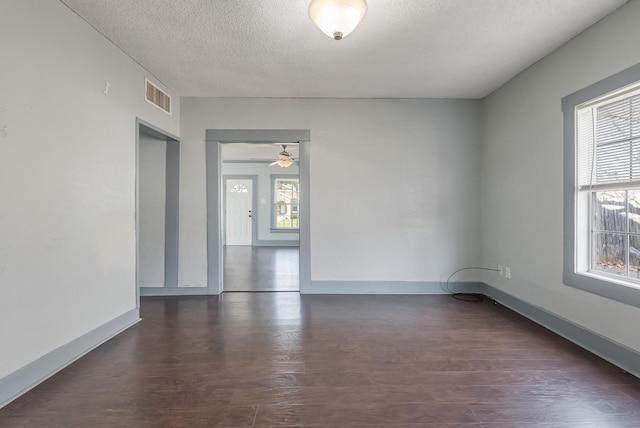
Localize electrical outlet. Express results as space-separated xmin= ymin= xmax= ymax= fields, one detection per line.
xmin=498 ymin=265 xmax=503 ymax=275
xmin=505 ymin=267 xmax=511 ymax=279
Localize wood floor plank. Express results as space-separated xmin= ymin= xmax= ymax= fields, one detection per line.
xmin=1 ymin=293 xmax=640 ymax=427
xmin=253 ymin=402 xmax=479 ymax=426
xmin=224 ymin=246 xmax=300 ymax=291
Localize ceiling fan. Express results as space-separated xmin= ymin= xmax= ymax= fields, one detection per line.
xmin=270 ymin=145 xmax=295 ymax=168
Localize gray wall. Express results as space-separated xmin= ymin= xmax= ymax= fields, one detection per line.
xmin=0 ymin=0 xmax=180 ymax=380
xmin=138 ymin=134 xmax=167 ymax=287
xmin=480 ymin=0 xmax=640 ymax=353
xmin=180 ymin=98 xmax=482 ymax=289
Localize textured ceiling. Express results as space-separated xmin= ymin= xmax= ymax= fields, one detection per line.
xmin=60 ymin=0 xmax=627 ymax=99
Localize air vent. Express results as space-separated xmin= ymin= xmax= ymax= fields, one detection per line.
xmin=145 ymin=78 xmax=171 ymax=115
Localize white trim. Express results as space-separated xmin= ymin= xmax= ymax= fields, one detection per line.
xmin=578 ymin=84 xmax=640 ymax=110
xmin=579 ymin=181 xmax=640 ymax=191
xmin=576 ymin=270 xmax=640 ymax=290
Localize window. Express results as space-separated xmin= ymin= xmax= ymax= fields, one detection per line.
xmin=563 ymin=63 xmax=640 ymax=308
xmin=272 ymin=177 xmax=299 ymax=230
xmin=230 ymin=184 xmax=248 ymax=193
xmin=577 ymin=90 xmax=640 ymax=282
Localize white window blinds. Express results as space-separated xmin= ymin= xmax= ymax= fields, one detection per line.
xmin=578 ymin=92 xmax=640 ymax=189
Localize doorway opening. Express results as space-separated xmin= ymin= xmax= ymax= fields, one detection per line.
xmin=220 ymin=143 xmax=300 ymax=292
xmin=135 ymin=119 xmax=180 ymax=303
xmin=205 ymin=129 xmax=311 ymax=294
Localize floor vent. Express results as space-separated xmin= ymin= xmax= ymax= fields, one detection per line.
xmin=145 ymin=78 xmax=171 ymax=115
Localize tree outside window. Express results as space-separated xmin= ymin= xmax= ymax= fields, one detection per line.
xmin=274 ymin=178 xmax=299 ymax=229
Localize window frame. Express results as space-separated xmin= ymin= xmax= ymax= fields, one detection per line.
xmin=563 ymin=62 xmax=640 ymax=308
xmin=270 ymin=175 xmax=300 ymax=233
xmin=589 ymin=190 xmax=640 ymax=282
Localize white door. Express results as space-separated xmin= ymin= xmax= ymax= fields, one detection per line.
xmin=225 ymin=179 xmax=253 ymax=245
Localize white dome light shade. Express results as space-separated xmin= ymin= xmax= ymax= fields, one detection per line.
xmin=276 ymin=158 xmax=294 ymax=168
xmin=308 ymin=0 xmax=368 ymax=40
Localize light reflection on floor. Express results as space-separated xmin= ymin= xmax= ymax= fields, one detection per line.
xmin=223 ymin=246 xmax=300 ymax=292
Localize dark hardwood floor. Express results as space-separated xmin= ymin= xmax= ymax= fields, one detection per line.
xmin=2 ymin=293 xmax=640 ymax=427
xmin=224 ymin=246 xmax=299 ymax=292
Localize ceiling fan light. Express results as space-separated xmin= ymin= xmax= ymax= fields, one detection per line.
xmin=308 ymin=0 xmax=367 ymax=40
xmin=277 ymin=158 xmax=294 ymax=168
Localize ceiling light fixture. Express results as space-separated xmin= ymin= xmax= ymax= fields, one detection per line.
xmin=308 ymin=0 xmax=368 ymax=40
xmin=275 ymin=158 xmax=294 ymax=168
xmin=270 ymin=145 xmax=295 ymax=168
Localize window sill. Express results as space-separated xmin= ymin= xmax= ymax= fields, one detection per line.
xmin=270 ymin=228 xmax=299 ymax=234
xmin=581 ymin=270 xmax=640 ymax=289
xmin=564 ymin=269 xmax=640 ymax=309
